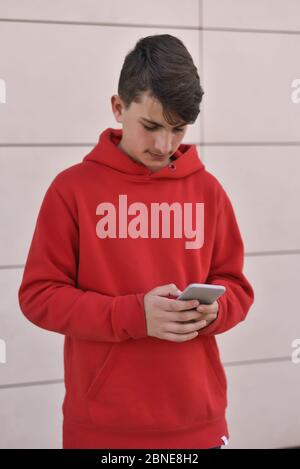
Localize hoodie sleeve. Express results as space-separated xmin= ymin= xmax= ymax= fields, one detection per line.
xmin=18 ymin=181 xmax=147 ymax=343
xmin=198 ymin=189 xmax=254 ymax=336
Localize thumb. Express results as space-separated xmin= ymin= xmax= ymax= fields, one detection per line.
xmin=151 ymin=283 xmax=182 ymax=298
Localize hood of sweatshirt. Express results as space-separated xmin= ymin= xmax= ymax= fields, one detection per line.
xmin=83 ymin=127 xmax=205 ymax=179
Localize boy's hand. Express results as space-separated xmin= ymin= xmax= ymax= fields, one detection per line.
xmin=195 ymin=301 xmax=219 ymax=327
xmin=144 ymin=283 xmax=209 ymax=343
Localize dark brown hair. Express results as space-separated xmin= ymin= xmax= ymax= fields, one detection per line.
xmin=117 ymin=34 xmax=204 ymax=126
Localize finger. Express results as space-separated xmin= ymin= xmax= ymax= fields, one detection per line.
xmin=162 ymin=331 xmax=199 ymax=343
xmin=152 ymin=283 xmax=182 ymax=298
xmin=170 ymin=310 xmax=204 ymax=322
xmin=197 ymin=301 xmax=218 ymax=313
xmin=195 ymin=313 xmax=217 ymax=323
xmin=164 ymin=319 xmax=207 ymax=335
xmin=165 ymin=298 xmax=200 ymax=312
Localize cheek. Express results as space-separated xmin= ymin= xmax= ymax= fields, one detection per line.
xmin=141 ymin=133 xmax=153 ymax=151
xmin=131 ymin=132 xmax=148 ymax=153
xmin=173 ymin=133 xmax=185 ymax=147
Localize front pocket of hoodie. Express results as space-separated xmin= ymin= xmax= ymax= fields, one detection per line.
xmin=86 ymin=337 xmax=227 ymax=432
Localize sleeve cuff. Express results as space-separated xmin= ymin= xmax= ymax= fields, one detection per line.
xmin=116 ymin=292 xmax=148 ymax=339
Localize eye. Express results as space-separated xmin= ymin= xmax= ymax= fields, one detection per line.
xmin=142 ymin=125 xmax=157 ymax=132
xmin=173 ymin=128 xmax=185 ymax=133
xmin=142 ymin=124 xmax=184 ymax=133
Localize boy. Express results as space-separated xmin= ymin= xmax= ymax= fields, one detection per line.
xmin=18 ymin=34 xmax=254 ymax=449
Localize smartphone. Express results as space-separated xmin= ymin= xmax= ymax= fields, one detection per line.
xmin=177 ymin=283 xmax=226 ymax=304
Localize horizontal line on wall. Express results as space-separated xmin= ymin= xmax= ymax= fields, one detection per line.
xmin=1 ymin=250 xmax=300 ymax=271
xmin=0 ymin=18 xmax=199 ymax=30
xmin=224 ymin=356 xmax=293 ymax=367
xmin=0 ymin=355 xmax=294 ymax=390
xmin=0 ymin=143 xmax=95 ymax=148
xmin=0 ymin=142 xmax=200 ymax=148
xmin=246 ymin=249 xmax=300 ymax=257
xmin=203 ymin=26 xmax=300 ymax=36
xmin=1 ymin=142 xmax=300 ymax=148
xmin=0 ymin=18 xmax=300 ymax=36
xmin=0 ymin=379 xmax=64 ymax=390
xmin=198 ymin=142 xmax=300 ymax=147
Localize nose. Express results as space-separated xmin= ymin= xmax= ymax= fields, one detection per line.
xmin=153 ymin=132 xmax=173 ymax=156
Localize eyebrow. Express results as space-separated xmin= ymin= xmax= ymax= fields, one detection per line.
xmin=140 ymin=117 xmax=186 ymax=129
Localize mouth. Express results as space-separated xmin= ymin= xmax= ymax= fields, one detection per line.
xmin=148 ymin=152 xmax=169 ymax=159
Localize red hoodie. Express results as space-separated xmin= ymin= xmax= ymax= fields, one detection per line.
xmin=18 ymin=128 xmax=254 ymax=449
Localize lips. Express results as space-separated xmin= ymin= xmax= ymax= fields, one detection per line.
xmin=149 ymin=152 xmax=168 ymax=158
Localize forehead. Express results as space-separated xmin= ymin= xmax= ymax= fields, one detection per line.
xmin=132 ymin=93 xmax=185 ymax=127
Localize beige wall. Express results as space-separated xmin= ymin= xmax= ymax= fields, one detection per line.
xmin=0 ymin=0 xmax=299 ymax=448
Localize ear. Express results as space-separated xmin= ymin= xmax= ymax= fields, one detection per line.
xmin=111 ymin=95 xmax=125 ymax=124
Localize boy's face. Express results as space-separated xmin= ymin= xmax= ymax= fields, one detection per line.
xmin=111 ymin=92 xmax=188 ymax=172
